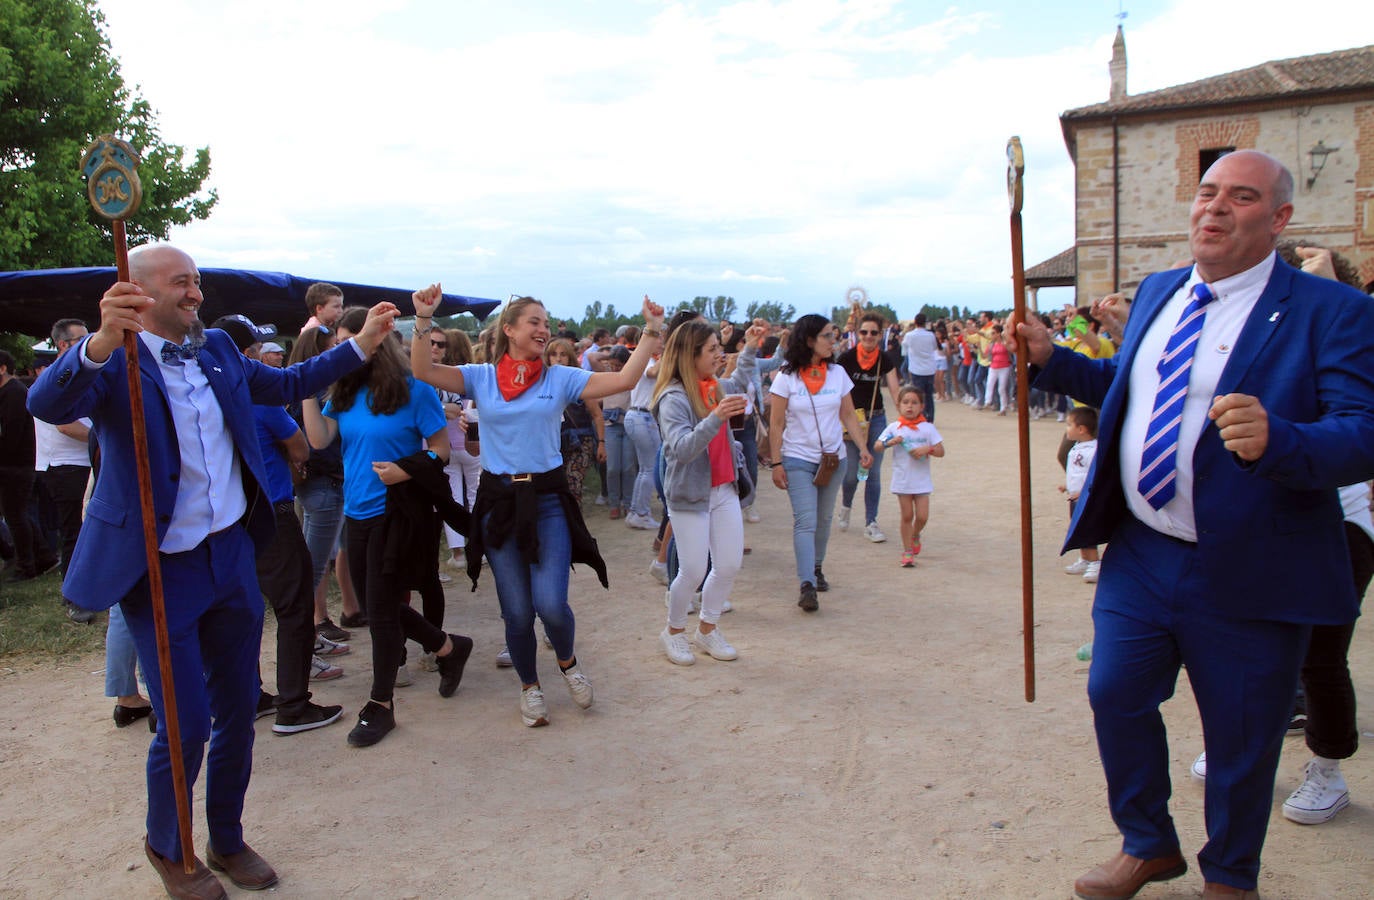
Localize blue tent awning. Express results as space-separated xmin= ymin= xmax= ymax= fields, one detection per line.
xmin=0 ymin=267 xmax=501 ymax=338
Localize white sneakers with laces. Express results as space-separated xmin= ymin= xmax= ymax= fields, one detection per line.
xmin=1283 ymin=759 xmax=1350 ymax=824
xmin=693 ymin=627 xmax=738 ymax=661
xmin=864 ymin=522 xmax=887 ymax=543
xmin=520 ymin=686 xmax=549 ymax=727
xmin=561 ymin=664 xmax=594 ymax=708
xmin=837 ymin=506 xmax=851 ymax=531
xmin=660 ymin=628 xmax=695 ymax=666
xmin=1064 ymin=557 xmax=1090 ymax=575
xmin=1083 ymin=561 xmax=1101 ymax=583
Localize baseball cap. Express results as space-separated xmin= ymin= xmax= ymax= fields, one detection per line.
xmin=211 ymin=314 xmax=277 ymax=351
xmin=261 ymin=341 xmax=285 ymax=354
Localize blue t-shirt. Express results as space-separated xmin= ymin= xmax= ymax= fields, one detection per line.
xmin=254 ymin=405 xmax=301 ymax=505
xmin=459 ymin=363 xmax=591 ymax=474
xmin=324 ymin=377 xmax=447 ymax=519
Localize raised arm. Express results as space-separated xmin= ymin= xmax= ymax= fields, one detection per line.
xmin=582 ymin=296 xmax=666 ymax=401
xmin=410 ymin=283 xmax=466 ymax=395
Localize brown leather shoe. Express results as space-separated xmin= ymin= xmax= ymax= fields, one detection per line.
xmin=143 ymin=837 xmax=227 ymax=900
xmin=1202 ymin=883 xmax=1260 ymax=899
xmin=1074 ymin=850 xmax=1188 ymax=899
xmin=205 ymin=842 xmax=278 ymax=891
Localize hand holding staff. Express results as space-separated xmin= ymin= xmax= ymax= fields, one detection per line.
xmin=82 ymin=136 xmax=196 ymax=873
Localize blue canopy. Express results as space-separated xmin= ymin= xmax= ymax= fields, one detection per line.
xmin=0 ymin=267 xmax=500 ymax=338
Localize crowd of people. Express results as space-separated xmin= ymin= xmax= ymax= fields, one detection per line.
xmin=1 ymin=149 xmax=1369 ymax=900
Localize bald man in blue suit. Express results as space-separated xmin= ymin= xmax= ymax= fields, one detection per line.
xmin=28 ymin=245 xmax=398 ymax=899
xmin=1018 ymin=150 xmax=1374 ymax=900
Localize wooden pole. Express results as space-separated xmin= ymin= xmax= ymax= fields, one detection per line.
xmin=1006 ymin=137 xmax=1036 ymax=702
xmin=83 ymin=137 xmax=196 ymax=873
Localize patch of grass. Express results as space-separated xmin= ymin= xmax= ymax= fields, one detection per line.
xmin=0 ymin=570 xmax=106 ymax=659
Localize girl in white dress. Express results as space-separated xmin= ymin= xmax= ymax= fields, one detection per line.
xmin=872 ymin=386 xmax=944 ymax=567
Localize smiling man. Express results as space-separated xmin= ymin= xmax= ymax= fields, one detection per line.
xmin=1016 ymin=150 xmax=1374 ymax=900
xmin=28 ymin=244 xmax=398 ymax=899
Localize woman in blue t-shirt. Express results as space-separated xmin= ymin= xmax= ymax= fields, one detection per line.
xmin=410 ymin=286 xmax=665 ymax=728
xmin=302 ymin=307 xmax=474 ymax=748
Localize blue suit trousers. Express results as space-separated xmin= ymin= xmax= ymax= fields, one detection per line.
xmin=1089 ymin=517 xmax=1309 ymax=890
xmin=121 ymin=524 xmax=263 ymax=863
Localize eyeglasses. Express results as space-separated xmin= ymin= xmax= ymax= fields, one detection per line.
xmin=858 ymin=330 xmax=880 ymax=336
xmin=430 ymin=339 xmax=448 ymax=348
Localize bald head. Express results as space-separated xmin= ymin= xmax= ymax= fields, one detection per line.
xmin=127 ymin=244 xmax=204 ymax=342
xmin=1189 ymin=149 xmax=1295 ymax=282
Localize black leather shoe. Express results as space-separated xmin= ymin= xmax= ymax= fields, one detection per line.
xmin=113 ymin=704 xmax=153 ymax=728
xmin=437 ymin=634 xmax=474 ymax=698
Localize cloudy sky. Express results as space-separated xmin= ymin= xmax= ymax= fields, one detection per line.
xmin=97 ymin=0 xmax=1372 ymax=321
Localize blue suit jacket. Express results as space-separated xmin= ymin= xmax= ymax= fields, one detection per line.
xmin=27 ymin=330 xmax=363 ymax=610
xmin=1036 ymin=258 xmax=1374 ymax=625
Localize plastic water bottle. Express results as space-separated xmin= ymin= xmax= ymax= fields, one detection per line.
xmin=1076 ymin=642 xmax=1093 ymax=661
xmin=857 ymin=466 xmax=869 ymax=482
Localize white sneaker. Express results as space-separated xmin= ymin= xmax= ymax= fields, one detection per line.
xmin=864 ymin=522 xmax=887 ymax=543
xmin=417 ymin=651 xmax=438 ymax=672
xmin=394 ymin=664 xmax=414 ymax=687
xmin=1056 ymin=412 xmax=1066 ymax=422
xmin=520 ymin=686 xmax=549 ymax=727
xmin=1190 ymin=751 xmax=1207 ymax=781
xmin=1083 ymin=561 xmax=1101 ymax=583
xmin=693 ymin=627 xmax=738 ymax=661
xmin=438 ymin=570 xmax=453 ymax=584
xmin=1064 ymin=558 xmax=1090 ymax=575
xmin=625 ymin=512 xmax=658 ymax=530
xmin=744 ymin=506 xmax=761 ymax=523
xmin=496 ymin=647 xmax=513 ymax=667
xmin=594 ymin=495 xmax=608 ymax=506
xmin=660 ymin=628 xmax=696 ymax=666
xmin=313 ymin=635 xmax=350 ymax=657
xmin=309 ymin=655 xmax=343 ymax=681
xmin=837 ymin=506 xmax=851 ymax=531
xmin=1283 ymin=760 xmax=1350 ymax=824
xmin=649 ymin=560 xmax=669 ymax=585
xmin=561 ymin=664 xmax=594 ymax=708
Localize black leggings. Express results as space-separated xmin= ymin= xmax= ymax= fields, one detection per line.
xmin=346 ymin=514 xmax=447 ymax=703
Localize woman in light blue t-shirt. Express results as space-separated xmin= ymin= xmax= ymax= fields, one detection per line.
xmin=410 ymin=287 xmax=665 ymax=728
xmin=302 ymin=308 xmax=474 ymax=748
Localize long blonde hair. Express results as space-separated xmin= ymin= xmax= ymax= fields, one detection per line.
xmin=491 ymin=297 xmax=545 ymax=361
xmin=652 ymin=320 xmax=716 ymax=419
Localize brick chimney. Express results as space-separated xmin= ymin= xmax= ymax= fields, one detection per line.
xmin=1109 ymin=25 xmax=1127 ymax=101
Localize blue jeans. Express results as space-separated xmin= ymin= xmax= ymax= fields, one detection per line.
xmin=841 ymin=409 xmax=886 ymax=525
xmin=624 ymin=409 xmax=661 ymax=519
xmin=482 ymin=494 xmax=576 ymax=686
xmin=733 ymin=417 xmax=759 ymax=509
xmin=781 ymin=455 xmax=843 ymax=584
xmin=602 ymin=411 xmax=634 ymax=510
xmin=297 ymin=475 xmax=345 ymax=588
xmin=909 ymin=374 xmax=936 ymax=423
xmin=104 ymin=602 xmax=142 ymax=697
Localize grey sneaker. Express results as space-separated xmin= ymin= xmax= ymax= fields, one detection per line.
xmin=394 ymin=663 xmax=413 ymax=687
xmin=692 ymin=627 xmax=738 ymax=661
xmin=520 ymin=686 xmax=549 ymax=727
xmin=496 ymin=647 xmax=513 ymax=667
xmin=864 ymin=522 xmax=887 ymax=543
xmin=561 ymin=664 xmax=594 ymax=709
xmin=837 ymin=506 xmax=851 ymax=531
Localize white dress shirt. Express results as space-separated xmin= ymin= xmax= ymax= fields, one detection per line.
xmin=1119 ymin=252 xmax=1276 ymax=541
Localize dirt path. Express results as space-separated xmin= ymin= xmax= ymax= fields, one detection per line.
xmin=1 ymin=399 xmax=1369 ymax=898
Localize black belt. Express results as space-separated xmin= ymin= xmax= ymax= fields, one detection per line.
xmin=629 ymin=407 xmax=652 ymax=413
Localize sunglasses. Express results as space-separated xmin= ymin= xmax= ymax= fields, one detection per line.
xmin=430 ymin=339 xmax=448 ymax=348
xmin=858 ymin=329 xmax=880 ymax=336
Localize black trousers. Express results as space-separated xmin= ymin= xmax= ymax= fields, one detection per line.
xmin=346 ymin=514 xmax=447 ymax=704
xmin=39 ymin=465 xmax=90 ymax=575
xmin=1299 ymin=520 xmax=1373 ymax=760
xmin=255 ymin=504 xmax=315 ymax=716
xmin=0 ymin=465 xmax=53 ymax=576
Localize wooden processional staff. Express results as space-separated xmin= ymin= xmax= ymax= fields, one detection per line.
xmin=81 ymin=136 xmax=196 ymax=872
xmin=1006 ymin=136 xmax=1036 ymax=703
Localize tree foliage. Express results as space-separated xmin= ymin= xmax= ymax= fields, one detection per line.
xmin=0 ymin=0 xmax=217 ymax=272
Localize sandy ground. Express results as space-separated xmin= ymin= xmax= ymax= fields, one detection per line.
xmin=1 ymin=398 xmax=1370 ymax=899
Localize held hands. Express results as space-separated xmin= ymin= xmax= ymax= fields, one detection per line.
xmin=88 ymin=282 xmax=155 ymax=362
xmin=1010 ymin=311 xmax=1054 ymax=367
xmin=372 ymin=460 xmax=410 ymax=485
xmin=412 ymin=283 xmax=442 ymax=319
xmin=353 ymin=302 xmax=401 ymax=356
xmin=1209 ymin=393 xmax=1269 ymax=461
xmin=713 ymin=394 xmax=748 ymax=423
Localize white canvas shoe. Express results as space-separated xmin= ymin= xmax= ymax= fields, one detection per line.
xmin=692 ymin=627 xmax=738 ymax=661
xmin=1282 ymin=760 xmax=1350 ymax=824
xmin=660 ymin=628 xmax=695 ymax=666
xmin=837 ymin=506 xmax=851 ymax=531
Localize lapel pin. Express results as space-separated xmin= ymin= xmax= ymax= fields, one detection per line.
xmin=1269 ymin=312 xmax=1281 ymax=323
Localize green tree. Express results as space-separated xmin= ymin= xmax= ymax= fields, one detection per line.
xmin=0 ymin=0 xmax=217 ymax=272
xmin=744 ymin=300 xmax=796 ymax=324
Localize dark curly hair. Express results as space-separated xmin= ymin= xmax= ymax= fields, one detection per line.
xmin=781 ymin=314 xmax=833 ymax=374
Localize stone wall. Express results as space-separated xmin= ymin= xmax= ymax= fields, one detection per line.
xmin=1073 ymin=99 xmax=1372 ymax=302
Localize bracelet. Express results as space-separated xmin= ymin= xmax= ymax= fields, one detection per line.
xmin=642 ymin=327 xmax=663 ymax=339
xmin=415 ymin=315 xmax=433 ymax=320
xmin=416 ymin=324 xmax=434 ymax=337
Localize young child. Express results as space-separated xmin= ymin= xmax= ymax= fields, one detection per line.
xmin=1058 ymin=406 xmax=1100 ymax=582
xmin=872 ymin=386 xmax=944 ymax=567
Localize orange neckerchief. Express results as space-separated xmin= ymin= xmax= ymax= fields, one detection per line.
xmin=697 ymin=377 xmax=720 ymax=410
xmin=496 ymin=354 xmax=543 ymax=401
xmin=798 ymin=361 xmax=828 ymax=395
xmin=855 ymin=344 xmax=880 ymax=372
xmin=898 ymin=415 xmax=928 ymax=429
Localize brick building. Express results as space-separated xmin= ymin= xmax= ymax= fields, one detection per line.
xmin=1050 ymin=29 xmax=1374 ymax=303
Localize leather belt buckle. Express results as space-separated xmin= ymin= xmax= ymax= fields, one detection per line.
xmin=510 ymin=473 xmax=534 ymax=483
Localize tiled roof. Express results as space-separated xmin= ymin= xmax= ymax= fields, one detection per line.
xmin=1025 ymin=248 xmax=1075 ymax=286
xmin=1063 ymin=44 xmax=1374 ymax=119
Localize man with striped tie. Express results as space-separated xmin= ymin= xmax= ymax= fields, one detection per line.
xmin=1016 ymin=150 xmax=1374 ymax=900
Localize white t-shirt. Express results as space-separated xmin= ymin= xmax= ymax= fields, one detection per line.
xmin=34 ymin=417 xmax=92 ymax=470
xmin=1065 ymin=438 xmax=1097 ymax=497
xmin=875 ymin=420 xmax=943 ymax=495
xmin=770 ymin=365 xmax=854 ymax=463
xmin=902 ymin=328 xmax=938 ymax=376
xmin=1338 ymin=482 xmax=1374 ymax=542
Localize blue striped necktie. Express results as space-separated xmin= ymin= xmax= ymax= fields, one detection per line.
xmin=1137 ymin=282 xmax=1215 ymax=510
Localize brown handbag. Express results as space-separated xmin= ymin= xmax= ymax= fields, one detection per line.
xmin=806 ymin=388 xmax=842 ymax=487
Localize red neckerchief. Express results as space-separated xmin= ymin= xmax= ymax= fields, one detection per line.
xmin=798 ymin=361 xmax=827 ymax=395
xmin=496 ymin=354 xmax=543 ymax=401
xmin=898 ymin=415 xmax=927 ymax=429
xmin=855 ymin=344 xmax=880 ymax=372
xmin=697 ymin=377 xmax=720 ymax=410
